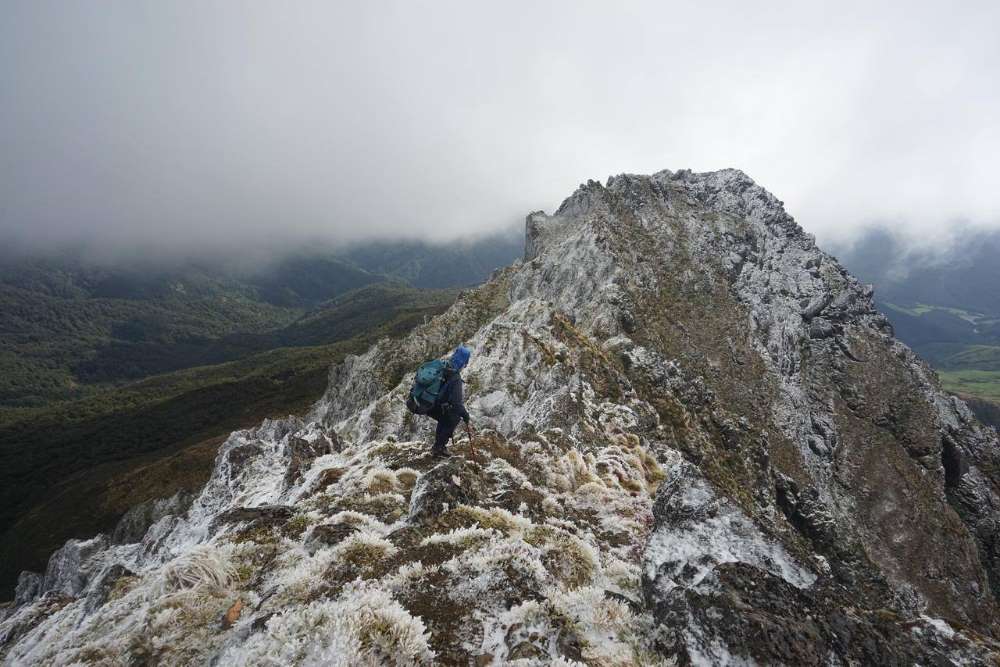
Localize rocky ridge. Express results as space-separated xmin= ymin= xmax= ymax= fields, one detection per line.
xmin=3 ymin=168 xmax=1000 ymax=665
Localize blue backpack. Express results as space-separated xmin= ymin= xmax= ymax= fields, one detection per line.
xmin=406 ymin=359 xmax=450 ymax=414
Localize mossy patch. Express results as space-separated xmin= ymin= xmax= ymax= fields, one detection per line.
xmin=230 ymin=523 xmax=281 ymax=546
xmin=366 ymin=441 xmax=434 ymax=471
xmin=310 ymin=467 xmax=346 ymax=495
xmin=490 ymin=486 xmax=549 ymax=522
xmin=396 ymin=567 xmax=476 ymax=663
xmin=435 ymin=504 xmax=527 ymax=536
xmin=320 ymin=535 xmax=400 ymax=594
xmin=540 ymin=535 xmax=599 ymax=589
xmin=283 ymin=514 xmax=312 ymax=539
xmin=333 ymin=493 xmax=407 ymax=524
xmin=336 ymin=537 xmax=396 ymax=570
xmin=550 ymin=312 xmax=626 ymax=402
xmin=107 ymin=575 xmax=139 ymax=602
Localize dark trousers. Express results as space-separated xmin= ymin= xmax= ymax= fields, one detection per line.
xmin=428 ymin=405 xmax=461 ymax=451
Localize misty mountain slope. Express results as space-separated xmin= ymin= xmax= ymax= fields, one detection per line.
xmin=831 ymin=227 xmax=1000 ymax=367
xmin=0 ymin=255 xmax=376 ymax=407
xmin=63 ymin=282 xmax=460 ymax=386
xmin=5 ymin=169 xmax=1000 ymax=664
xmin=836 ymin=227 xmax=1000 ymax=317
xmin=337 ymin=227 xmax=525 ymax=289
xmin=0 ymin=236 xmax=522 ymax=409
xmin=833 ymin=227 xmax=1000 ymax=428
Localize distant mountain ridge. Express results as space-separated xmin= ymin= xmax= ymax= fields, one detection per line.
xmin=337 ymin=226 xmax=524 ymax=289
xmin=832 ymin=227 xmax=1000 ymax=426
xmin=832 ymin=227 xmax=1000 ymax=351
xmin=0 ymin=232 xmax=523 ymax=409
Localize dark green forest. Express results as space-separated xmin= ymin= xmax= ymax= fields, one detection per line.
xmin=0 ymin=254 xmax=377 ymax=407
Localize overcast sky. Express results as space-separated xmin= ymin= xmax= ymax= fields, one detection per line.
xmin=1 ymin=1 xmax=998 ymax=258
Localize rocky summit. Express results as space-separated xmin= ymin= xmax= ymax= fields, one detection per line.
xmin=4 ymin=169 xmax=1000 ymax=665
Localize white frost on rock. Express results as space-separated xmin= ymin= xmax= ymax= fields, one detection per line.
xmin=644 ymin=460 xmax=816 ymax=595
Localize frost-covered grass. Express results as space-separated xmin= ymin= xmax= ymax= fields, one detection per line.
xmin=156 ymin=544 xmax=236 ymax=595
xmin=420 ymin=526 xmax=498 ymax=549
xmin=479 ymin=587 xmax=667 ymax=666
xmin=332 ymin=533 xmax=398 ymax=571
xmin=1 ymin=347 xmax=671 ymax=666
xmin=261 ymin=543 xmax=339 ymax=605
xmin=220 ymin=587 xmax=434 ymax=666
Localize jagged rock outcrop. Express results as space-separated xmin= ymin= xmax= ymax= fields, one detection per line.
xmin=3 ymin=168 xmax=1000 ymax=665
xmin=110 ymin=490 xmax=196 ymax=546
xmin=960 ymin=394 xmax=1000 ymax=432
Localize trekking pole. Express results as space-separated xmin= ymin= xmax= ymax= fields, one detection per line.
xmin=465 ymin=422 xmax=476 ymax=459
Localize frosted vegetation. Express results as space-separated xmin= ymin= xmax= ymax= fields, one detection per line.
xmin=4 ymin=169 xmax=1000 ymax=664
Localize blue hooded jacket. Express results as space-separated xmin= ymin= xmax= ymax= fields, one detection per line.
xmin=439 ymin=346 xmax=471 ymax=422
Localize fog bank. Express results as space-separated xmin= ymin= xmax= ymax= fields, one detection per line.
xmin=2 ymin=1 xmax=998 ymax=258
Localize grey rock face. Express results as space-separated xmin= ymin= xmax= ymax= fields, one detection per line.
xmin=408 ymin=458 xmax=486 ymax=525
xmin=644 ymin=460 xmax=817 ymax=597
xmin=646 ymin=561 xmax=997 ymax=665
xmin=284 ymin=431 xmax=339 ymax=485
xmin=12 ymin=573 xmax=41 ymax=607
xmin=82 ymin=564 xmax=135 ymax=615
xmin=40 ymin=535 xmax=109 ymax=599
xmin=111 ymin=490 xmax=196 ymax=545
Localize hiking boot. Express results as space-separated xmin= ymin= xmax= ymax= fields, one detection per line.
xmin=431 ymin=448 xmax=451 ymax=458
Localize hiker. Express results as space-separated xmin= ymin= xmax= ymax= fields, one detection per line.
xmin=406 ymin=345 xmax=474 ymax=457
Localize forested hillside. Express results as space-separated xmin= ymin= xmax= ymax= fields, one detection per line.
xmin=0 ymin=254 xmax=378 ymax=407
xmin=339 ymin=226 xmax=523 ymax=289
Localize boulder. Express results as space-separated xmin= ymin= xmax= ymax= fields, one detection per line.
xmin=83 ymin=564 xmax=135 ymax=615
xmin=284 ymin=432 xmax=339 ymax=485
xmin=408 ymin=458 xmax=487 ymax=525
xmin=111 ymin=490 xmax=196 ymax=545
xmin=212 ymin=505 xmax=294 ymax=532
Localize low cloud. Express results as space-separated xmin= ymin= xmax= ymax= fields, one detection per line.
xmin=2 ymin=1 xmax=998 ymax=261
